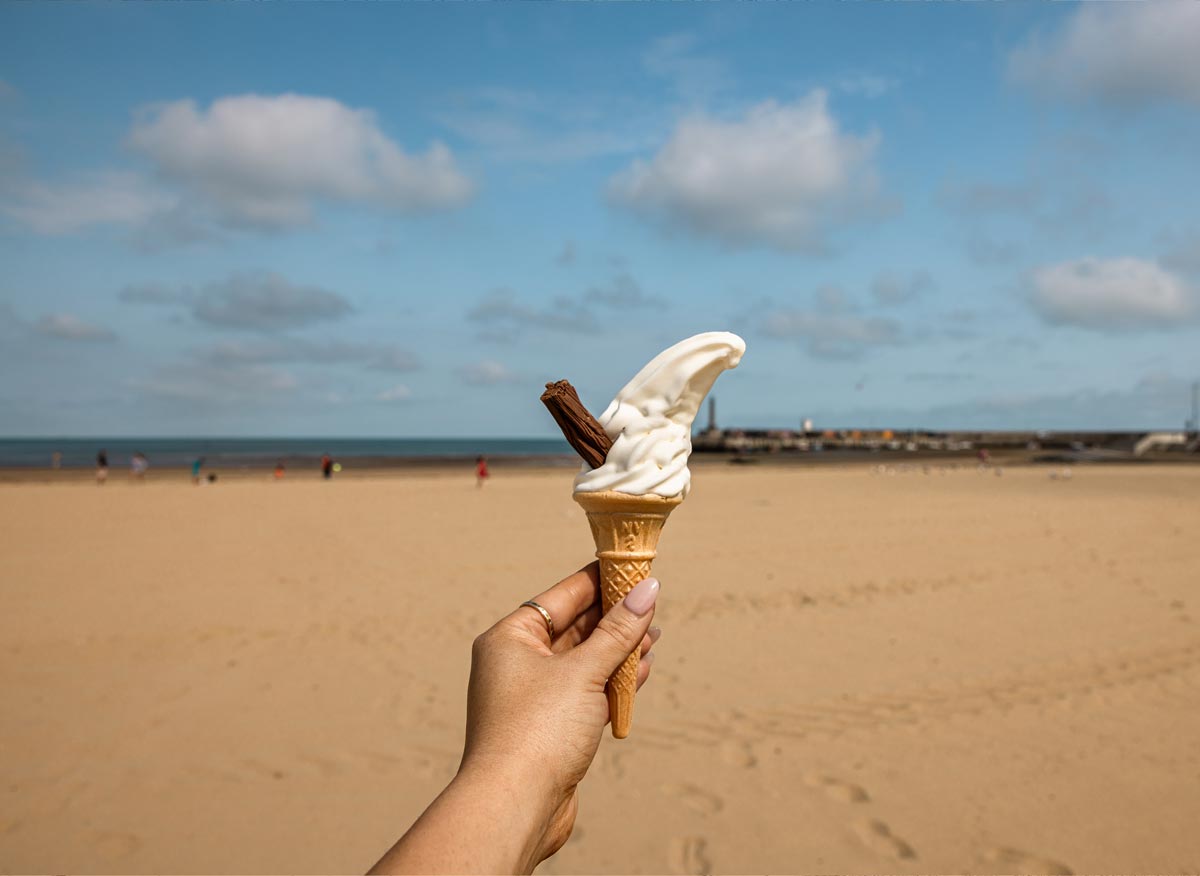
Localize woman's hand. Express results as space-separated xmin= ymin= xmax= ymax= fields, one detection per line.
xmin=369 ymin=562 xmax=661 ymax=875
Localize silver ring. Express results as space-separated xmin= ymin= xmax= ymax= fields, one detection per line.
xmin=520 ymin=600 xmax=554 ymax=638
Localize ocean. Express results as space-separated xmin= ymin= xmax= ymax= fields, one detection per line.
xmin=0 ymin=437 xmax=575 ymax=469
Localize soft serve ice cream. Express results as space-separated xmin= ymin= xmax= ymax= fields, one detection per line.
xmin=574 ymin=332 xmax=745 ymax=499
xmin=561 ymin=330 xmax=745 ymax=737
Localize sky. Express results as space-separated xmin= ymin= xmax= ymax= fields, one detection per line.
xmin=2 ymin=2 xmax=1200 ymax=437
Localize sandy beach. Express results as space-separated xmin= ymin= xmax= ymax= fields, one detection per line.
xmin=2 ymin=464 xmax=1199 ymax=874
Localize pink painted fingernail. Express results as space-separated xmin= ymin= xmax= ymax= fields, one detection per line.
xmin=624 ymin=578 xmax=659 ymax=616
xmin=648 ymin=626 xmax=663 ymax=643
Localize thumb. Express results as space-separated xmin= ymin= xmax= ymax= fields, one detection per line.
xmin=576 ymin=577 xmax=660 ymax=679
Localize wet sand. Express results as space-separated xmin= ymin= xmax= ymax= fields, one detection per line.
xmin=1 ymin=465 xmax=1198 ymax=873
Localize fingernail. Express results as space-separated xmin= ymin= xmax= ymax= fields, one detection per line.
xmin=624 ymin=577 xmax=659 ymax=616
xmin=648 ymin=626 xmax=663 ymax=643
xmin=642 ymin=650 xmax=656 ymax=667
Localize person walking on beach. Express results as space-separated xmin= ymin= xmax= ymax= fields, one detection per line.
xmin=475 ymin=455 xmax=490 ymax=488
xmin=321 ymin=454 xmax=333 ymax=480
xmin=274 ymin=460 xmax=286 ymax=480
xmin=191 ymin=457 xmax=204 ymax=485
xmin=131 ymin=452 xmax=149 ymax=481
xmin=96 ymin=449 xmax=108 ymax=485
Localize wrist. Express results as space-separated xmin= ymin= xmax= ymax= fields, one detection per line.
xmin=453 ymin=752 xmax=563 ymax=871
xmin=459 ymin=740 xmax=563 ymax=801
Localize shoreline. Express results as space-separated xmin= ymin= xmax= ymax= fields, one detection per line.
xmin=4 ymin=448 xmax=1198 ymax=484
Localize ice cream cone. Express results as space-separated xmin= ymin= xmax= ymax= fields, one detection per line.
xmin=573 ymin=489 xmax=683 ymax=738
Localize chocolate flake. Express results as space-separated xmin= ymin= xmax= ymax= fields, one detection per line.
xmin=540 ymin=380 xmax=614 ymax=469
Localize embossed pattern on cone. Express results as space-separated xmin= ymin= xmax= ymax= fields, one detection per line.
xmin=573 ymin=490 xmax=682 ymax=738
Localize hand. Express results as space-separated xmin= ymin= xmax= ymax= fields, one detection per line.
xmin=464 ymin=562 xmax=661 ymax=861
xmin=369 ymin=562 xmax=662 ymax=875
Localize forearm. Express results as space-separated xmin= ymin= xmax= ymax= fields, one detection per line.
xmin=369 ymin=761 xmax=557 ymax=875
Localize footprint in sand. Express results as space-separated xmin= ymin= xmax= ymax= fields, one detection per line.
xmin=662 ymin=783 xmax=724 ymax=815
xmin=853 ymin=818 xmax=916 ymax=860
xmin=718 ymin=739 xmax=757 ymax=768
xmin=669 ymin=835 xmax=712 ymax=875
xmin=984 ymin=846 xmax=1073 ymax=874
xmin=804 ymin=773 xmax=870 ymax=803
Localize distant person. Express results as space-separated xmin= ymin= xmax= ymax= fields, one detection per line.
xmin=191 ymin=457 xmax=204 ymax=485
xmin=274 ymin=461 xmax=286 ymax=480
xmin=51 ymin=451 xmax=62 ymax=470
xmin=476 ymin=455 xmax=490 ymax=488
xmin=131 ymin=452 xmax=149 ymax=481
xmin=96 ymin=449 xmax=109 ymax=485
xmin=977 ymin=448 xmax=990 ymax=465
xmin=321 ymin=454 xmax=333 ymax=479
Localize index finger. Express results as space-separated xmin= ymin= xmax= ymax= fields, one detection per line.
xmin=504 ymin=562 xmax=601 ymax=645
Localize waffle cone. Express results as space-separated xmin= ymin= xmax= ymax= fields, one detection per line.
xmin=573 ymin=489 xmax=683 ymax=738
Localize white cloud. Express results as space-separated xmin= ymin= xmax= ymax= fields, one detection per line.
xmin=131 ymin=271 xmax=353 ymax=332
xmin=193 ymin=273 xmax=351 ymax=331
xmin=609 ymin=91 xmax=885 ymax=252
xmin=35 ymin=313 xmax=117 ymax=342
xmin=376 ymin=384 xmax=412 ymax=402
xmin=1009 ymin=3 xmax=1200 ymax=106
xmin=1 ymin=171 xmax=172 ymax=235
xmin=459 ymin=360 xmax=518 ymax=386
xmin=126 ymin=93 xmax=474 ymax=228
xmin=1030 ymin=257 xmax=1197 ymax=330
xmin=3 ymin=94 xmax=474 ymax=239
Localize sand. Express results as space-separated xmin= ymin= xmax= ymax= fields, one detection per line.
xmin=1 ymin=464 xmax=1199 ymax=874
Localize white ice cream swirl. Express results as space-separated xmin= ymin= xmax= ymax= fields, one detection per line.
xmin=573 ymin=332 xmax=745 ymax=499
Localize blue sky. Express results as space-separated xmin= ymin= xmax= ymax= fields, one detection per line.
xmin=2 ymin=2 xmax=1199 ymax=437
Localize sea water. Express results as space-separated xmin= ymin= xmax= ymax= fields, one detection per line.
xmin=0 ymin=437 xmax=574 ymax=468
